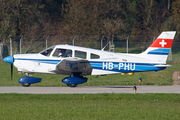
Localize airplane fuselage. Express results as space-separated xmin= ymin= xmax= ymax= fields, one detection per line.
xmin=3 ymin=31 xmax=176 ymax=87
xmin=13 ymin=45 xmax=166 ymax=76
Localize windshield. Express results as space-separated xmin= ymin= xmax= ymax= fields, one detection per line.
xmin=40 ymin=46 xmax=55 ymax=56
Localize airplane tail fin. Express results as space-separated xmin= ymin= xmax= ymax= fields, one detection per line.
xmin=140 ymin=31 xmax=176 ymax=63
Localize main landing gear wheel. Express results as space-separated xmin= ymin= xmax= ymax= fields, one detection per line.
xmin=67 ymin=84 xmax=77 ymax=87
xmin=21 ymin=83 xmax=31 ymax=87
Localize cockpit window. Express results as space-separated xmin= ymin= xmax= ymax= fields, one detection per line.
xmin=40 ymin=47 xmax=54 ymax=56
xmin=52 ymin=48 xmax=72 ymax=58
xmin=91 ymin=53 xmax=100 ymax=59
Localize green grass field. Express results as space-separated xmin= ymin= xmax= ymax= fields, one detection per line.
xmin=0 ymin=47 xmax=180 ymax=120
xmin=0 ymin=93 xmax=179 ymax=120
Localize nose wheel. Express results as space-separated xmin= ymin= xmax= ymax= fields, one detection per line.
xmin=21 ymin=83 xmax=31 ymax=87
xmin=67 ymin=84 xmax=77 ymax=87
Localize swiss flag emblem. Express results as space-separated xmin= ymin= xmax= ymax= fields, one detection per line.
xmin=150 ymin=38 xmax=173 ymax=48
xmin=159 ymin=40 xmax=167 ymax=47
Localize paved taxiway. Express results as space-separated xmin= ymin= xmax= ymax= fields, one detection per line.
xmin=0 ymin=85 xmax=179 ymax=94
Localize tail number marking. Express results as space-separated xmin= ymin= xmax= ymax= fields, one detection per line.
xmin=102 ymin=62 xmax=135 ymax=71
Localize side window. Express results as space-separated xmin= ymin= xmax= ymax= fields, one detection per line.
xmin=75 ymin=50 xmax=86 ymax=59
xmin=52 ymin=48 xmax=72 ymax=57
xmin=91 ymin=53 xmax=100 ymax=59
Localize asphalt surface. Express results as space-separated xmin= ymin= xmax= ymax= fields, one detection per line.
xmin=0 ymin=85 xmax=179 ymax=94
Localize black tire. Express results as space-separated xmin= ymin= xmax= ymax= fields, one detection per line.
xmin=21 ymin=83 xmax=31 ymax=87
xmin=67 ymin=84 xmax=77 ymax=87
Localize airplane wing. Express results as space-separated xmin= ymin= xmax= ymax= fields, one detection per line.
xmin=52 ymin=58 xmax=93 ymax=75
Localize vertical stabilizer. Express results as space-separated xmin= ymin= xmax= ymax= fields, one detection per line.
xmin=141 ymin=31 xmax=176 ymax=63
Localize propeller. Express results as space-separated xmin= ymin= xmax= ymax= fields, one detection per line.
xmin=3 ymin=38 xmax=14 ymax=80
xmin=3 ymin=56 xmax=14 ymax=80
xmin=10 ymin=38 xmax=13 ymax=80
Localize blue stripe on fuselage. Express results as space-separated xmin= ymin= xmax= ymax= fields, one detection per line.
xmin=15 ymin=58 xmax=61 ymax=64
xmin=90 ymin=61 xmax=166 ymax=72
xmin=15 ymin=58 xmax=166 ymax=72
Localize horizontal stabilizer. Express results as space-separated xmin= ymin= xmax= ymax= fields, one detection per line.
xmin=154 ymin=64 xmax=171 ymax=67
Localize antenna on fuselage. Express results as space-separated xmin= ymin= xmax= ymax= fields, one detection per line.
xmin=101 ymin=43 xmax=109 ymax=51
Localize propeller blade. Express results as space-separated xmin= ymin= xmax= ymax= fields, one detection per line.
xmin=11 ymin=64 xmax=13 ymax=80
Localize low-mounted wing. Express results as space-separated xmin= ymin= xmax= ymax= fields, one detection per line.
xmin=53 ymin=58 xmax=92 ymax=75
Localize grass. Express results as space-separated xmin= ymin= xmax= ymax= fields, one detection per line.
xmin=0 ymin=93 xmax=179 ymax=120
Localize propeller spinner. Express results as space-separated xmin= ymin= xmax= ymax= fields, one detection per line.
xmin=3 ymin=56 xmax=14 ymax=64
xmin=3 ymin=56 xmax=14 ymax=80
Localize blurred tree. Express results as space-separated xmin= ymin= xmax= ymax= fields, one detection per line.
xmin=0 ymin=0 xmax=66 ymax=53
xmin=170 ymin=0 xmax=180 ymax=37
xmin=0 ymin=0 xmax=177 ymax=49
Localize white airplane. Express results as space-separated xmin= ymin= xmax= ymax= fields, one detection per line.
xmin=3 ymin=31 xmax=176 ymax=87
